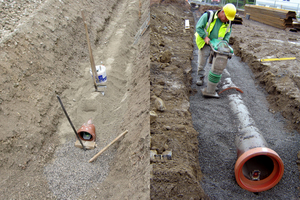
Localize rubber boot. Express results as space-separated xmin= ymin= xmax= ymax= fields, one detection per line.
xmin=197 ymin=66 xmax=205 ymax=86
xmin=197 ymin=66 xmax=205 ymax=77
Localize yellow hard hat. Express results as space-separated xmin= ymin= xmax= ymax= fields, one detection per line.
xmin=223 ymin=3 xmax=236 ymax=21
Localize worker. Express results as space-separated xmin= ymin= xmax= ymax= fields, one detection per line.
xmin=195 ymin=3 xmax=236 ymax=85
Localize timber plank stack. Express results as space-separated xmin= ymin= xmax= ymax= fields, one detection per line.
xmin=293 ymin=22 xmax=300 ymax=30
xmin=245 ymin=4 xmax=296 ymax=29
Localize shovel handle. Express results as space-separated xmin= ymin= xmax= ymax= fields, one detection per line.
xmin=81 ymin=10 xmax=99 ymax=90
xmin=89 ymin=130 xmax=128 ymax=163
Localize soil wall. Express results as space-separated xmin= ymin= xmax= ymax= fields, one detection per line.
xmin=150 ymin=1 xmax=208 ymax=199
xmin=0 ymin=0 xmax=150 ymax=199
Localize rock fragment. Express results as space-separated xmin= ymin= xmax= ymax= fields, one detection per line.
xmin=150 ymin=110 xmax=158 ymax=123
xmin=154 ymin=97 xmax=166 ymax=111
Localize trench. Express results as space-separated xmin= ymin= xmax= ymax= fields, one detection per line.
xmin=189 ymin=8 xmax=300 ymax=199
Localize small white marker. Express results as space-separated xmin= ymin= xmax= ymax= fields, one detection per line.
xmin=185 ymin=19 xmax=190 ymax=29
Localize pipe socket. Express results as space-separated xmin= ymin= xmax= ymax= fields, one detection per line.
xmin=77 ymin=119 xmax=96 ymax=142
xmin=235 ymin=127 xmax=284 ymax=192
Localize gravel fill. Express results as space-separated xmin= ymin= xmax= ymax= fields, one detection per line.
xmin=44 ymin=138 xmax=115 ymax=199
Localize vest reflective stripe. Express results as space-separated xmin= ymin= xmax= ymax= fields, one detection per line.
xmin=204 ymin=11 xmax=214 ymax=36
xmin=195 ymin=11 xmax=231 ymax=49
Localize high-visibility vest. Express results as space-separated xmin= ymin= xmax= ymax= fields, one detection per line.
xmin=195 ymin=10 xmax=231 ymax=49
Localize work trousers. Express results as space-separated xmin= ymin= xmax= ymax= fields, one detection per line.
xmin=197 ymin=44 xmax=211 ymax=73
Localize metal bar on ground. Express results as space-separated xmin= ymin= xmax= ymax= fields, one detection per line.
xmin=57 ymin=95 xmax=86 ymax=151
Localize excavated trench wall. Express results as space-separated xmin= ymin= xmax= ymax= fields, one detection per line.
xmin=150 ymin=2 xmax=208 ymax=199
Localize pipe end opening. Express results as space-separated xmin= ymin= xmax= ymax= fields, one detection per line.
xmin=235 ymin=147 xmax=284 ymax=192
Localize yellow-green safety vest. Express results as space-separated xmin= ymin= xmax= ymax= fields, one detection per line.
xmin=195 ymin=11 xmax=231 ymax=49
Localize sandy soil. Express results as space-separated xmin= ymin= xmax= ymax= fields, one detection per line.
xmin=150 ymin=0 xmax=300 ymax=199
xmin=1 ymin=0 xmax=300 ymax=199
xmin=0 ymin=0 xmax=149 ymax=199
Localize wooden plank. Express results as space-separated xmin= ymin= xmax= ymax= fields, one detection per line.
xmin=246 ymin=8 xmax=289 ymax=20
xmin=250 ymin=16 xmax=285 ymax=29
xmin=293 ymin=22 xmax=300 ymax=30
xmin=245 ymin=5 xmax=296 ymax=19
xmin=249 ymin=14 xmax=286 ymax=28
xmin=75 ymin=140 xmax=97 ymax=150
xmin=89 ymin=130 xmax=128 ymax=163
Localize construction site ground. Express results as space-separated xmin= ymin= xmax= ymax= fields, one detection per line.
xmin=1 ymin=0 xmax=300 ymax=199
xmin=150 ymin=1 xmax=300 ymax=199
xmin=0 ymin=0 xmax=149 ymax=199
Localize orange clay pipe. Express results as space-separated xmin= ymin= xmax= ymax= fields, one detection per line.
xmin=219 ymin=87 xmax=244 ymax=95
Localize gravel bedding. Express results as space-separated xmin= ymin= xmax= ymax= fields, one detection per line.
xmin=191 ymin=56 xmax=300 ymax=199
xmin=44 ymin=137 xmax=115 ymax=199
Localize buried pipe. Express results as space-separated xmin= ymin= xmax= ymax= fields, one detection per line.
xmin=223 ymin=78 xmax=284 ymax=192
xmin=234 ymin=126 xmax=284 ymax=192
